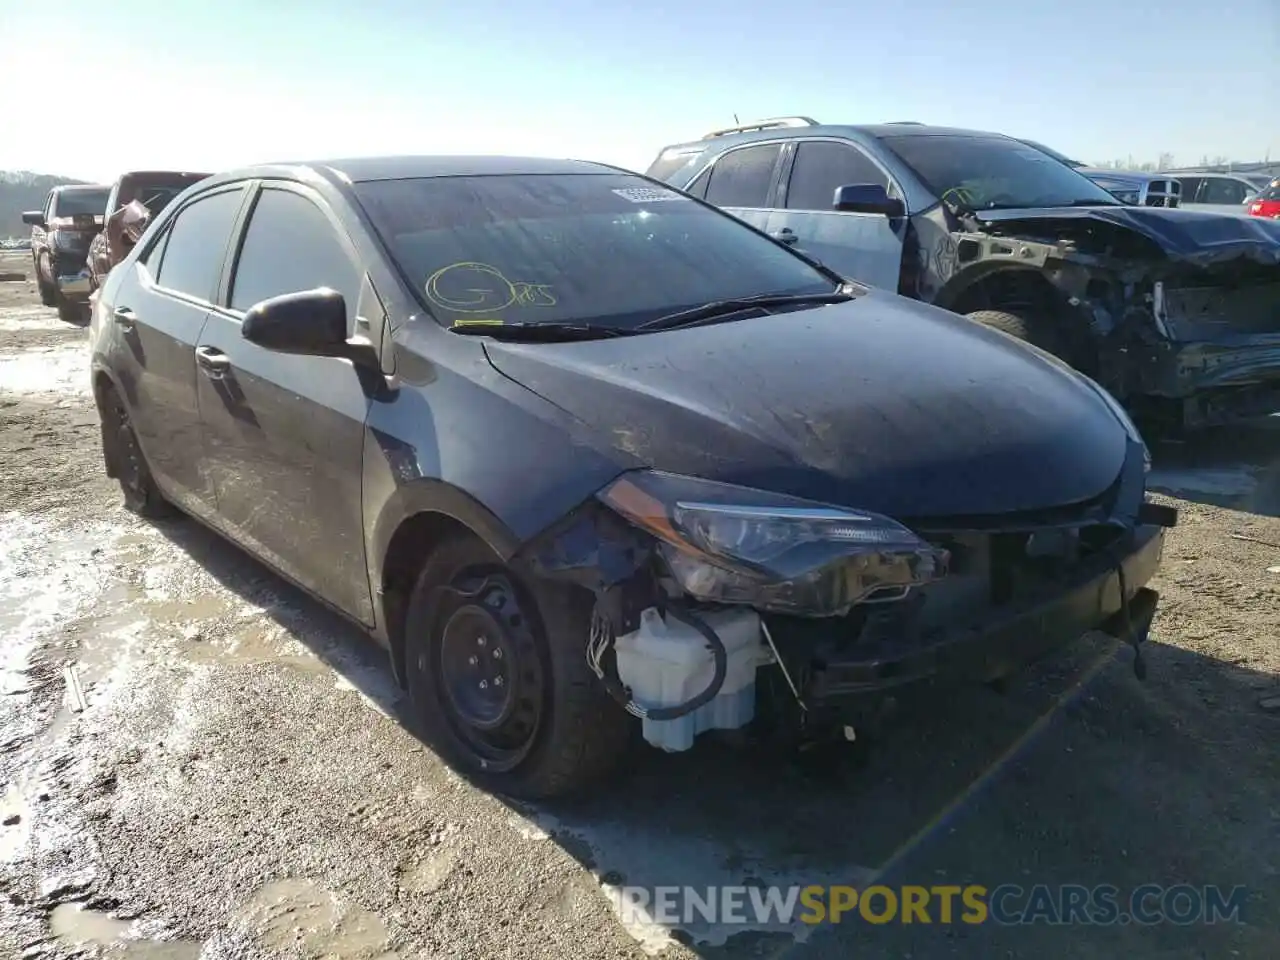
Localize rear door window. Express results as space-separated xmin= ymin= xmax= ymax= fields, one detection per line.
xmin=784 ymin=141 xmax=890 ymax=211
xmin=153 ymin=188 xmax=245 ymax=301
xmin=1201 ymin=177 xmax=1249 ymax=205
xmin=702 ymin=144 xmax=783 ymax=208
xmin=229 ymin=188 xmax=361 ymax=320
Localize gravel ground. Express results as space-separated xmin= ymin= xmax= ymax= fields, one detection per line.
xmin=1 ymin=250 xmax=1278 ymax=959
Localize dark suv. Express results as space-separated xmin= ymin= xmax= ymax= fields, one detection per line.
xmin=23 ymin=184 xmax=111 ymax=322
xmin=647 ymin=118 xmax=1280 ymax=431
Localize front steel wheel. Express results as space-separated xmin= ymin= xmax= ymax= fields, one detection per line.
xmin=403 ymin=536 xmax=632 ymax=798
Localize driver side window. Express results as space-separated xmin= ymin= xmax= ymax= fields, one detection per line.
xmin=784 ymin=141 xmax=893 ymax=211
xmin=229 ymin=188 xmax=361 ymax=323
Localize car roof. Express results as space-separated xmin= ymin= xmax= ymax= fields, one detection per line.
xmin=658 ymin=122 xmax=1021 ymax=155
xmin=54 ymin=183 xmax=109 ymax=193
xmin=203 ymin=155 xmax=623 ymax=188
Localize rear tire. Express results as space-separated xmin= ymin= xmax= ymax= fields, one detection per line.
xmin=965 ymin=308 xmax=1070 ymax=361
xmin=403 ymin=536 xmax=632 ymax=799
xmin=99 ymin=384 xmax=176 ymax=519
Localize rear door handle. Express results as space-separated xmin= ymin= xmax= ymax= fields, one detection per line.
xmin=772 ymin=228 xmax=799 ymax=245
xmin=112 ymin=306 xmax=136 ymax=330
xmin=195 ymin=345 xmax=231 ymax=376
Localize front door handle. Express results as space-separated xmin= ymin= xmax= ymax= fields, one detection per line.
xmin=195 ymin=345 xmax=231 ymax=376
xmin=112 ymin=305 xmax=136 ymax=330
xmin=772 ymin=228 xmax=799 ymax=245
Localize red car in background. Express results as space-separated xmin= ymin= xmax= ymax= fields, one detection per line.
xmin=1248 ymin=179 xmax=1280 ymax=219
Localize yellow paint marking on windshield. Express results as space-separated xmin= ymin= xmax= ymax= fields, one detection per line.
xmin=425 ymin=262 xmax=557 ymax=314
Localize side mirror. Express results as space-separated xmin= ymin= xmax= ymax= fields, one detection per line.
xmin=21 ymin=211 xmax=45 ymax=227
xmin=241 ymin=288 xmax=378 ymax=367
xmin=833 ymin=183 xmax=905 ymax=218
xmin=1242 ymin=194 xmax=1257 ymax=205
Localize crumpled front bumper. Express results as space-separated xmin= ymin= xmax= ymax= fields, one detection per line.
xmin=792 ymin=522 xmax=1167 ymax=700
xmin=1130 ymin=335 xmax=1280 ymax=427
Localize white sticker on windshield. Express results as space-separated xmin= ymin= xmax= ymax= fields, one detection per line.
xmin=612 ymin=186 xmax=686 ymax=203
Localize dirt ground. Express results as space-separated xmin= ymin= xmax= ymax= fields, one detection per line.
xmin=0 ymin=248 xmax=1278 ymax=959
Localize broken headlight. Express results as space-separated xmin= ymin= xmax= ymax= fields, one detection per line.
xmin=598 ymin=470 xmax=948 ymax=617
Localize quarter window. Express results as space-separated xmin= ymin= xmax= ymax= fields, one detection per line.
xmin=702 ymin=144 xmax=783 ymax=208
xmin=785 ymin=141 xmax=890 ymax=211
xmin=154 ymin=188 xmax=245 ymax=301
xmin=229 ymin=188 xmax=360 ymax=319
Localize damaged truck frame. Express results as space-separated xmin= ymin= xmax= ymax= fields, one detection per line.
xmin=647 ymin=120 xmax=1280 ymax=433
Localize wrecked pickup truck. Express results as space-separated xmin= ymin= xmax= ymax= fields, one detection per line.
xmin=87 ymin=170 xmax=210 ymax=290
xmin=647 ymin=120 xmax=1280 ymax=431
xmin=23 ymin=183 xmax=110 ymax=322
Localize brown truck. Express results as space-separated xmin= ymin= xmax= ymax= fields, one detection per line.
xmin=23 ymin=183 xmax=111 ymax=322
xmin=86 ymin=170 xmax=210 ymax=290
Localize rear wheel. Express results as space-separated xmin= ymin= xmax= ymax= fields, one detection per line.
xmin=403 ymin=536 xmax=632 ymax=798
xmin=99 ymin=384 xmax=175 ymax=518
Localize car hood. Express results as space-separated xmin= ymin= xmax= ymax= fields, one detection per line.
xmin=480 ymin=290 xmax=1130 ymax=520
xmin=973 ymin=205 xmax=1280 ymax=267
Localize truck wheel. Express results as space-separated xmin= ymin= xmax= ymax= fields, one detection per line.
xmin=99 ymin=384 xmax=176 ymax=519
xmin=965 ymin=309 xmax=1071 ymax=363
xmin=36 ymin=254 xmax=56 ymax=307
xmin=402 ymin=535 xmax=632 ymax=799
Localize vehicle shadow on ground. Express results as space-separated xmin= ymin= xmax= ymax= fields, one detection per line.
xmin=141 ymin=518 xmax=1280 ymax=958
xmin=1147 ymin=416 xmax=1280 ymax=518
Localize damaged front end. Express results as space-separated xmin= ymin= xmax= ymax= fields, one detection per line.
xmin=964 ymin=208 xmax=1280 ymax=429
xmin=1139 ymin=264 xmax=1280 ymax=428
xmin=516 ymin=457 xmax=1177 ymax=754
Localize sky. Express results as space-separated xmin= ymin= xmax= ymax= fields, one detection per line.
xmin=1 ymin=0 xmax=1276 ymax=182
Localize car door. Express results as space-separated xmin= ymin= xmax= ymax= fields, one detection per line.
xmin=698 ymin=142 xmax=785 ymax=233
xmin=1194 ymin=176 xmax=1253 ymax=215
xmin=106 ymin=184 xmax=248 ymax=516
xmin=195 ymin=182 xmax=375 ymax=623
xmin=770 ymin=139 xmax=906 ymax=289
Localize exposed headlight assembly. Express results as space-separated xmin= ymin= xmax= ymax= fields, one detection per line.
xmin=598 ymin=471 xmax=949 ymax=617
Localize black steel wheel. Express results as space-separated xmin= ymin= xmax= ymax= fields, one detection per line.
xmin=434 ymin=572 xmax=546 ymax=772
xmin=100 ymin=385 xmax=175 ymax=518
xmin=403 ymin=536 xmax=632 ymax=798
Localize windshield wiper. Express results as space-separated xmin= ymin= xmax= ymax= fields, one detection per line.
xmin=448 ymin=321 xmax=634 ymax=342
xmin=638 ymin=291 xmax=855 ymax=332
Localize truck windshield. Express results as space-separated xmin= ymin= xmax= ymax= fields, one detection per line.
xmin=52 ymin=188 xmax=110 ymax=218
xmin=882 ymin=135 xmax=1122 ymax=210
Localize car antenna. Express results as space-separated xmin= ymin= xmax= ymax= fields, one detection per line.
xmin=733 ymin=113 xmax=740 ymax=124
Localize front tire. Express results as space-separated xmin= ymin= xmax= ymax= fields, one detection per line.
xmin=403 ymin=536 xmax=632 ymax=799
xmin=36 ymin=253 xmax=56 ymax=307
xmin=965 ymin=308 xmax=1070 ymax=361
xmin=99 ymin=384 xmax=175 ymax=519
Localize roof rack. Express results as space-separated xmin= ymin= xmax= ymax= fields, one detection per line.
xmin=701 ymin=116 xmax=820 ymax=139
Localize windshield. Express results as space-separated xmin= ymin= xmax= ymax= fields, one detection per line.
xmin=1258 ymin=181 xmax=1280 ymax=201
xmin=355 ymin=173 xmax=837 ymax=330
xmin=52 ymin=188 xmax=109 ymax=218
xmin=1244 ymin=175 xmax=1273 ymax=190
xmin=882 ymin=135 xmax=1122 ymax=210
xmin=121 ymin=175 xmax=206 ymax=213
